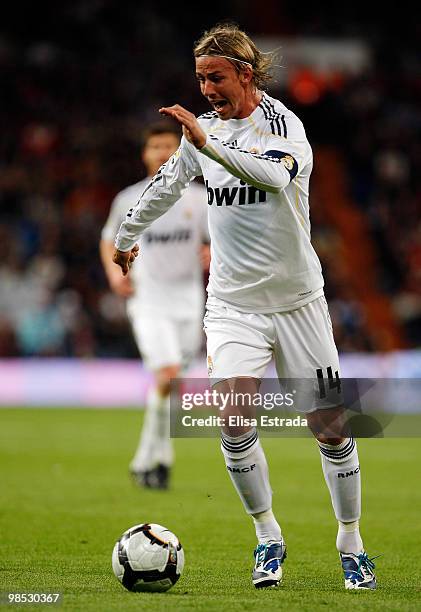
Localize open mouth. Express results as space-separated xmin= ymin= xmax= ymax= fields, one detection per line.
xmin=212 ymin=100 xmax=228 ymax=113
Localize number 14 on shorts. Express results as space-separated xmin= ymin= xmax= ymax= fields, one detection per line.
xmin=316 ymin=366 xmax=341 ymax=399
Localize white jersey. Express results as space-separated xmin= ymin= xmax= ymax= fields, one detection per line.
xmin=115 ymin=92 xmax=324 ymax=313
xmin=102 ymin=178 xmax=208 ymax=317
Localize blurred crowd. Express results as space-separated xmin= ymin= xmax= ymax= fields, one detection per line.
xmin=0 ymin=1 xmax=419 ymax=357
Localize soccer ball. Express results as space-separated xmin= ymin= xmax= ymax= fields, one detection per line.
xmin=112 ymin=523 xmax=184 ymax=593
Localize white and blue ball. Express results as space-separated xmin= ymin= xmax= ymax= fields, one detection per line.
xmin=112 ymin=523 xmax=184 ymax=593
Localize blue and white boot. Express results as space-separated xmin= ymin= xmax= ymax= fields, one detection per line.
xmin=252 ymin=540 xmax=287 ymax=588
xmin=340 ymin=551 xmax=378 ymax=590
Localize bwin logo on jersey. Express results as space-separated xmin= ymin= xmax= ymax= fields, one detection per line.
xmin=145 ymin=229 xmax=192 ymax=244
xmin=227 ymin=464 xmax=256 ymax=473
xmin=206 ymin=180 xmax=267 ymax=206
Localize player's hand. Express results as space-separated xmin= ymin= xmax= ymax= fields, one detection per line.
xmin=159 ymin=105 xmax=207 ymax=149
xmin=113 ymin=245 xmax=139 ymax=276
xmin=109 ymin=270 xmax=134 ymax=298
xmin=200 ymin=244 xmax=211 ymax=272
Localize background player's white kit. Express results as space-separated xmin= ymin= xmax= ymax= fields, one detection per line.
xmin=103 ymin=178 xmax=208 ymax=351
xmin=103 ymin=177 xmax=208 ymax=478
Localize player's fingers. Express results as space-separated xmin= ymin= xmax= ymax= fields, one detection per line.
xmin=159 ymin=106 xmax=183 ymax=118
xmin=160 ymin=108 xmax=184 ymax=125
xmin=160 ymin=105 xmax=193 ymax=124
xmin=124 ymin=256 xmax=133 ymax=273
xmin=160 ymin=104 xmax=187 ymax=113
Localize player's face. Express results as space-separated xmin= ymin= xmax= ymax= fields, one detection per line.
xmin=195 ymin=56 xmax=252 ymax=120
xmin=142 ymin=133 xmax=180 ymax=175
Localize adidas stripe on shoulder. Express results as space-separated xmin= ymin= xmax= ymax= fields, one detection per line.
xmin=259 ymin=96 xmax=287 ymax=138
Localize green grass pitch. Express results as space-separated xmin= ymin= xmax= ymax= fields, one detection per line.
xmin=1 ymin=408 xmax=420 ymax=611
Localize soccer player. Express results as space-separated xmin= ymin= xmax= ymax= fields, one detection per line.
xmin=112 ymin=24 xmax=377 ymax=589
xmin=100 ymin=121 xmax=209 ymax=489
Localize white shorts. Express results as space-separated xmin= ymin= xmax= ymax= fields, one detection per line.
xmin=127 ymin=307 xmax=203 ymax=372
xmin=203 ymin=295 xmax=342 ymax=411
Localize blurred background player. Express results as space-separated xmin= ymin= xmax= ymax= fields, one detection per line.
xmin=100 ymin=120 xmax=210 ymax=489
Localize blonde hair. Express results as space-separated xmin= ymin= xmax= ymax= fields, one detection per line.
xmin=194 ymin=23 xmax=276 ymax=91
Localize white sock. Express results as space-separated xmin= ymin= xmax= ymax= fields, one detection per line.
xmin=252 ymin=509 xmax=282 ymax=544
xmin=318 ymin=437 xmax=363 ymax=551
xmin=130 ymin=387 xmax=173 ymax=471
xmin=155 ymin=393 xmax=173 ymax=467
xmin=221 ymin=428 xmax=273 ymax=515
xmin=336 ymin=520 xmax=363 ymax=555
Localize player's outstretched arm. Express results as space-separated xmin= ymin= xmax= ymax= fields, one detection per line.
xmin=201 ymin=135 xmax=299 ymax=193
xmin=160 ymin=104 xmax=299 ymax=194
xmin=115 ymin=136 xmax=201 ymax=254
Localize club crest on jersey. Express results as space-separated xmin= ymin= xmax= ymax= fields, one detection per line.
xmin=281 ymin=155 xmax=295 ymax=171
xmin=207 ymin=355 xmax=214 ymax=375
xmin=206 ymin=180 xmax=267 ymax=206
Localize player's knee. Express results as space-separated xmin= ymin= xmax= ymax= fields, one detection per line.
xmin=223 ymin=420 xmax=254 ymax=438
xmin=156 ymin=365 xmax=181 ymax=395
xmin=315 ymin=434 xmax=346 ymax=446
xmin=306 ymin=408 xmax=349 ymax=443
